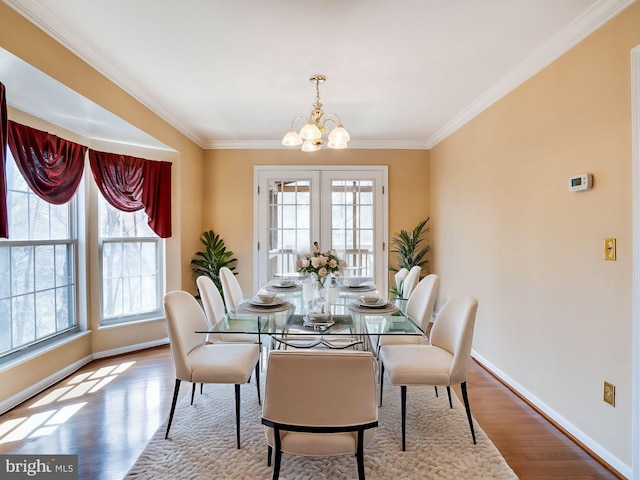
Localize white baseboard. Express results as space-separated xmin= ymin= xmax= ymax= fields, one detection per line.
xmin=472 ymin=349 xmax=631 ymax=479
xmin=0 ymin=355 xmax=93 ymax=416
xmin=1 ymin=337 xmax=170 ymax=416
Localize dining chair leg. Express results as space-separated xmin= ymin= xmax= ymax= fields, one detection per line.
xmin=401 ymin=385 xmax=407 ymax=451
xmin=255 ymin=361 xmax=261 ymax=405
xmin=165 ymin=379 xmax=181 ymax=439
xmin=235 ymin=384 xmax=241 ymax=449
xmin=356 ymin=430 xmax=366 ymax=480
xmin=273 ymin=427 xmax=283 ymax=480
xmin=267 ymin=445 xmax=272 ymax=466
xmin=378 ymin=362 xmax=385 ymax=407
xmin=460 ymin=381 xmax=477 ymax=444
xmin=200 ymin=383 xmax=203 ymax=395
xmin=446 ymin=386 xmax=453 ymax=409
xmin=190 ymin=383 xmax=196 ymax=405
xmin=434 ymin=386 xmax=439 ymax=397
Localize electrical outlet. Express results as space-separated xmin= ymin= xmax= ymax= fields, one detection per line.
xmin=603 ymin=381 xmax=615 ymax=407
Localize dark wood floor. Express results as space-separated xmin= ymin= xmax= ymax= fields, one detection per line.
xmin=0 ymin=345 xmax=621 ymax=480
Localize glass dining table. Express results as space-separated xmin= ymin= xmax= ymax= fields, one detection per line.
xmin=197 ymin=279 xmax=426 ymax=353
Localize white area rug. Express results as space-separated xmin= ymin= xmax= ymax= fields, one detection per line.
xmin=126 ymin=378 xmax=518 ymax=479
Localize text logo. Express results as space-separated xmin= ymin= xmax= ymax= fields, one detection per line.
xmin=0 ymin=455 xmax=78 ymax=479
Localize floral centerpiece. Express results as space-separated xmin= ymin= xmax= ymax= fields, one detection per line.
xmin=297 ymin=242 xmax=345 ymax=286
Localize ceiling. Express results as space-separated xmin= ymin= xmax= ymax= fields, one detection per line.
xmin=0 ymin=0 xmax=634 ymax=151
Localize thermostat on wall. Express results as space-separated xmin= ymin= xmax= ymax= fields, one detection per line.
xmin=568 ymin=173 xmax=592 ymax=192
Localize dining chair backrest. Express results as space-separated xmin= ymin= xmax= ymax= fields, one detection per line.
xmin=164 ymin=290 xmax=209 ymax=381
xmin=405 ymin=273 xmax=439 ymax=330
xmin=196 ymin=275 xmax=226 ymax=327
xmin=263 ymin=350 xmax=378 ymax=428
xmin=220 ymin=267 xmax=244 ymax=312
xmin=401 ymin=265 xmax=421 ymax=299
xmin=430 ymin=296 xmax=478 ymax=385
xmin=394 ymin=268 xmax=408 ymax=292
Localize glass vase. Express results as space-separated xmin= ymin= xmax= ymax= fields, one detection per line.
xmin=312 ymin=276 xmax=327 ymax=312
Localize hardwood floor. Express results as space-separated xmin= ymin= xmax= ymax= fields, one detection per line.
xmin=0 ymin=345 xmax=621 ymax=479
xmin=459 ymin=362 xmax=621 ymax=480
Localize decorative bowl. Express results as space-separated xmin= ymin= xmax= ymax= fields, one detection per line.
xmin=257 ymin=293 xmax=276 ymax=303
xmin=359 ymin=295 xmax=380 ymax=305
xmin=307 ymin=311 xmax=331 ymax=321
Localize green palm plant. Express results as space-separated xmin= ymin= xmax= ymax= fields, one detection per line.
xmin=191 ymin=230 xmax=238 ymax=297
xmin=389 ymin=218 xmax=430 ymax=296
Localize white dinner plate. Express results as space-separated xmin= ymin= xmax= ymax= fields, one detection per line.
xmin=343 ymin=285 xmax=376 ymax=291
xmin=249 ymin=296 xmax=283 ymax=307
xmin=270 ymin=283 xmax=297 ymax=289
xmin=358 ymin=299 xmax=389 ymax=308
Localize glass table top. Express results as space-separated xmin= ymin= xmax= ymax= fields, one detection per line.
xmin=196 ymin=280 xmax=424 ymax=340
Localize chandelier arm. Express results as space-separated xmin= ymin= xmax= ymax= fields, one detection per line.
xmin=290 ymin=115 xmax=310 ymax=129
xmin=321 ymin=113 xmax=342 ymax=130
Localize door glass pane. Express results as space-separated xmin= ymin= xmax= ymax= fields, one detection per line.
xmin=330 ymin=180 xmax=374 ymax=281
xmin=267 ymin=180 xmax=311 ymax=278
xmin=257 ymin=168 xmax=385 ymax=292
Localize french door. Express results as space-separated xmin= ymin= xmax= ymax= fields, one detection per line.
xmin=254 ymin=166 xmax=388 ymax=292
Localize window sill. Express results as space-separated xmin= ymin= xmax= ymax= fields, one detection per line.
xmin=98 ymin=314 xmax=166 ymax=330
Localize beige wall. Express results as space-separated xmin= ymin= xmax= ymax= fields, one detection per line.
xmin=430 ymin=2 xmax=639 ymax=471
xmin=0 ymin=3 xmax=204 ymax=406
xmin=201 ymin=149 xmax=430 ymax=295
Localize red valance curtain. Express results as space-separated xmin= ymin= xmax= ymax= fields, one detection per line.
xmin=88 ymin=150 xmax=171 ymax=238
xmin=0 ymin=83 xmax=8 ymax=238
xmin=7 ymin=121 xmax=87 ymax=205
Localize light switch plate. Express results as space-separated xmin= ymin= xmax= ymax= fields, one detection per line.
xmin=604 ymin=238 xmax=616 ymax=261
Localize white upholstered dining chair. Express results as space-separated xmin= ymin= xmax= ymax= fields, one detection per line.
xmin=378 ymin=273 xmax=439 ymax=348
xmin=379 ymin=296 xmax=478 ymax=451
xmin=394 ymin=267 xmax=408 ymax=295
xmin=163 ymin=290 xmax=261 ymax=448
xmin=261 ymin=350 xmax=378 ymax=480
xmin=220 ymin=266 xmax=244 ymax=312
xmin=400 ymin=265 xmax=421 ymax=299
xmin=197 ymin=275 xmax=258 ymax=344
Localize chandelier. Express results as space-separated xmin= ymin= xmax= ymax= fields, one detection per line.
xmin=281 ymin=74 xmax=350 ymax=152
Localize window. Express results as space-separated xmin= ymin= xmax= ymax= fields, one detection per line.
xmin=0 ymin=151 xmax=78 ymax=360
xmin=98 ymin=197 xmax=163 ymax=325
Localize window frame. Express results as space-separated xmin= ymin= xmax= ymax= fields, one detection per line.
xmin=97 ymin=211 xmax=165 ymax=327
xmin=0 ymin=154 xmax=81 ymax=363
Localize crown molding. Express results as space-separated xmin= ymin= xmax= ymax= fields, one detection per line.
xmin=425 ymin=0 xmax=635 ymax=149
xmin=206 ymin=139 xmax=429 ymax=150
xmin=2 ymin=0 xmax=208 ymax=149
xmin=5 ymin=0 xmax=633 ymax=151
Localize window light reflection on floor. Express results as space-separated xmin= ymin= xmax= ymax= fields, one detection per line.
xmin=0 ymin=360 xmax=136 ymax=444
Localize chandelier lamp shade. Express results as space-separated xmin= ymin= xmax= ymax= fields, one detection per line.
xmin=282 ymin=74 xmax=350 ymax=152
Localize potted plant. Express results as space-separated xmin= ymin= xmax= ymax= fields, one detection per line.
xmin=191 ymin=230 xmax=238 ymax=297
xmin=389 ymin=218 xmax=430 ymax=297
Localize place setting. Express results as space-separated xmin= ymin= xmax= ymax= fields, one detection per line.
xmin=302 ymin=306 xmax=334 ymax=329
xmin=348 ymin=294 xmax=399 ymax=314
xmin=339 ymin=276 xmax=377 ymax=293
xmin=264 ymin=278 xmax=302 ymax=292
xmin=236 ymin=292 xmax=293 ymax=314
